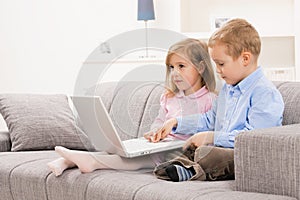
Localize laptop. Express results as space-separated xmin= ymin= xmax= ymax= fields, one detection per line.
xmin=71 ymin=96 xmax=186 ymax=158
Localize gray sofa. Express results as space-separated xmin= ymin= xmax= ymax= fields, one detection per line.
xmin=0 ymin=81 xmax=299 ymax=200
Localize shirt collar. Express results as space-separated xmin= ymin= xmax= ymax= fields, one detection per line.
xmin=227 ymin=67 xmax=264 ymax=94
xmin=176 ymin=86 xmax=209 ymax=99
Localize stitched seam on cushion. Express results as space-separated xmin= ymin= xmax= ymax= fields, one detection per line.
xmin=136 ymin=83 xmax=162 ymax=136
xmin=190 ymin=190 xmax=232 ymax=200
xmin=44 ymin=170 xmax=52 ymax=200
xmin=131 ymin=180 xmax=161 ymax=200
xmin=8 ymin=158 xmax=48 ymax=200
xmin=83 ymin=174 xmax=101 ymax=200
xmin=276 ymin=81 xmax=288 ymax=90
xmin=126 ymin=82 xmax=157 ymax=138
xmin=83 ymin=171 xmax=115 ymax=200
xmin=107 ymin=83 xmax=126 ymax=114
xmin=8 ymin=166 xmax=15 ymax=200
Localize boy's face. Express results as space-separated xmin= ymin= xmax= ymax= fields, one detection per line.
xmin=209 ymin=44 xmax=249 ymax=86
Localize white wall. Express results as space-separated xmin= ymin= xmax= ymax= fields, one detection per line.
xmin=1 ymin=0 xmax=298 ymax=94
xmin=295 ymin=0 xmax=300 ymax=80
xmin=180 ymin=0 xmax=299 ymax=81
xmin=0 ymin=0 xmax=180 ymax=95
xmin=180 ymin=0 xmax=294 ymax=35
xmin=0 ymin=0 xmax=181 ymax=130
xmin=0 ymin=0 xmax=298 ymax=130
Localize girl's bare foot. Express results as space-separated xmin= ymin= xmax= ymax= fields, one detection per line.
xmin=54 ymin=146 xmax=99 ymax=173
xmin=47 ymin=157 xmax=75 ymax=176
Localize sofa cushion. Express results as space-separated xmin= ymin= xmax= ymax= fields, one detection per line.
xmin=0 ymin=94 xmax=94 ymax=151
xmin=277 ymin=82 xmax=300 ymax=125
xmin=0 ymin=131 xmax=11 ymax=152
xmin=92 ymin=81 xmax=163 ymax=140
xmin=0 ymin=151 xmax=296 ymax=200
xmin=138 ymin=83 xmax=165 ymax=137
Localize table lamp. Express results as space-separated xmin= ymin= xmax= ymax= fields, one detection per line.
xmin=137 ymin=0 xmax=155 ymax=58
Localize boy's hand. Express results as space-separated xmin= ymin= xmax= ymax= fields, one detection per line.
xmin=183 ymin=131 xmax=214 ymax=150
xmin=150 ymin=118 xmax=178 ymax=143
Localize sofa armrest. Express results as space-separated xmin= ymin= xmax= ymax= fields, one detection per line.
xmin=234 ymin=124 xmax=300 ymax=199
xmin=0 ymin=131 xmax=11 ymax=152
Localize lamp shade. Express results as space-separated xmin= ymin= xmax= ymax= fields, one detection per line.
xmin=137 ymin=0 xmax=155 ymax=21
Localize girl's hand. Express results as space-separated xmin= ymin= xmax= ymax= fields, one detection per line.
xmin=151 ymin=118 xmax=178 ymax=143
xmin=144 ymin=130 xmax=155 ymax=142
xmin=183 ymin=131 xmax=214 ymax=150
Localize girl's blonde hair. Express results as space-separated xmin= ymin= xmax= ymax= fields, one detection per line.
xmin=208 ymin=18 xmax=261 ymax=60
xmin=165 ymin=38 xmax=216 ymax=97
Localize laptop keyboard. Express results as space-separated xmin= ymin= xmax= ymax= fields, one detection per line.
xmin=123 ymin=137 xmax=184 ymax=153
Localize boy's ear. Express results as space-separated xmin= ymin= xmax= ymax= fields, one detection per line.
xmin=241 ymin=52 xmax=251 ymax=66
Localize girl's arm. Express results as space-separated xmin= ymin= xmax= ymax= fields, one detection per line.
xmin=144 ymin=94 xmax=167 ymax=141
xmin=150 ymin=118 xmax=178 ymax=143
xmin=150 ymin=98 xmax=217 ymax=142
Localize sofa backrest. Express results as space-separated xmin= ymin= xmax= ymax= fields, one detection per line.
xmin=88 ymin=81 xmax=164 ymax=140
xmin=275 ymin=82 xmax=300 ymax=125
xmin=88 ymin=81 xmax=300 ymax=140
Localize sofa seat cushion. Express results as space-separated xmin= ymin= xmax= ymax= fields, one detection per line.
xmin=0 ymin=151 xmax=296 ymax=200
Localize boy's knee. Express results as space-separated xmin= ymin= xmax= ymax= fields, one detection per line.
xmin=182 ymin=143 xmax=198 ymax=160
xmin=195 ymin=146 xmax=234 ymax=181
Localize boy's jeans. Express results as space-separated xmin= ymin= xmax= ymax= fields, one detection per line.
xmin=154 ymin=144 xmax=235 ymax=181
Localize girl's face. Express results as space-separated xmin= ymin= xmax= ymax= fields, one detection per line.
xmin=168 ymin=53 xmax=202 ymax=96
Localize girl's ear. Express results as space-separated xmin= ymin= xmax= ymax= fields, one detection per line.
xmin=241 ymin=52 xmax=251 ymax=66
xmin=198 ymin=61 xmax=205 ymax=74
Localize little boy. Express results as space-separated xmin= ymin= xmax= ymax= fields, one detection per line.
xmin=151 ymin=18 xmax=284 ymax=181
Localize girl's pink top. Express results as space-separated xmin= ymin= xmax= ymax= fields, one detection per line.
xmin=150 ymin=86 xmax=216 ymax=131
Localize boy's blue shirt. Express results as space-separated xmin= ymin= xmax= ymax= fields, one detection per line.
xmin=174 ymin=67 xmax=284 ymax=148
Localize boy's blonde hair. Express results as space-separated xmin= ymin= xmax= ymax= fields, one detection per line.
xmin=208 ymin=18 xmax=261 ymax=60
xmin=165 ymin=38 xmax=216 ymax=97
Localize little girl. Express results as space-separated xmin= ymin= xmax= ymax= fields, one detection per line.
xmin=47 ymin=38 xmax=217 ymax=176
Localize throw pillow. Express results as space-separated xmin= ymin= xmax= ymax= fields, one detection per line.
xmin=0 ymin=94 xmax=95 ymax=151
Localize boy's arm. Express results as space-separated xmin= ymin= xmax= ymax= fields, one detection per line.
xmin=183 ymin=131 xmax=214 ymax=150
xmin=214 ymin=87 xmax=284 ymax=148
xmin=174 ymin=99 xmax=217 ymax=134
xmin=214 ymin=128 xmax=249 ymax=148
xmin=150 ymin=95 xmax=218 ymax=142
